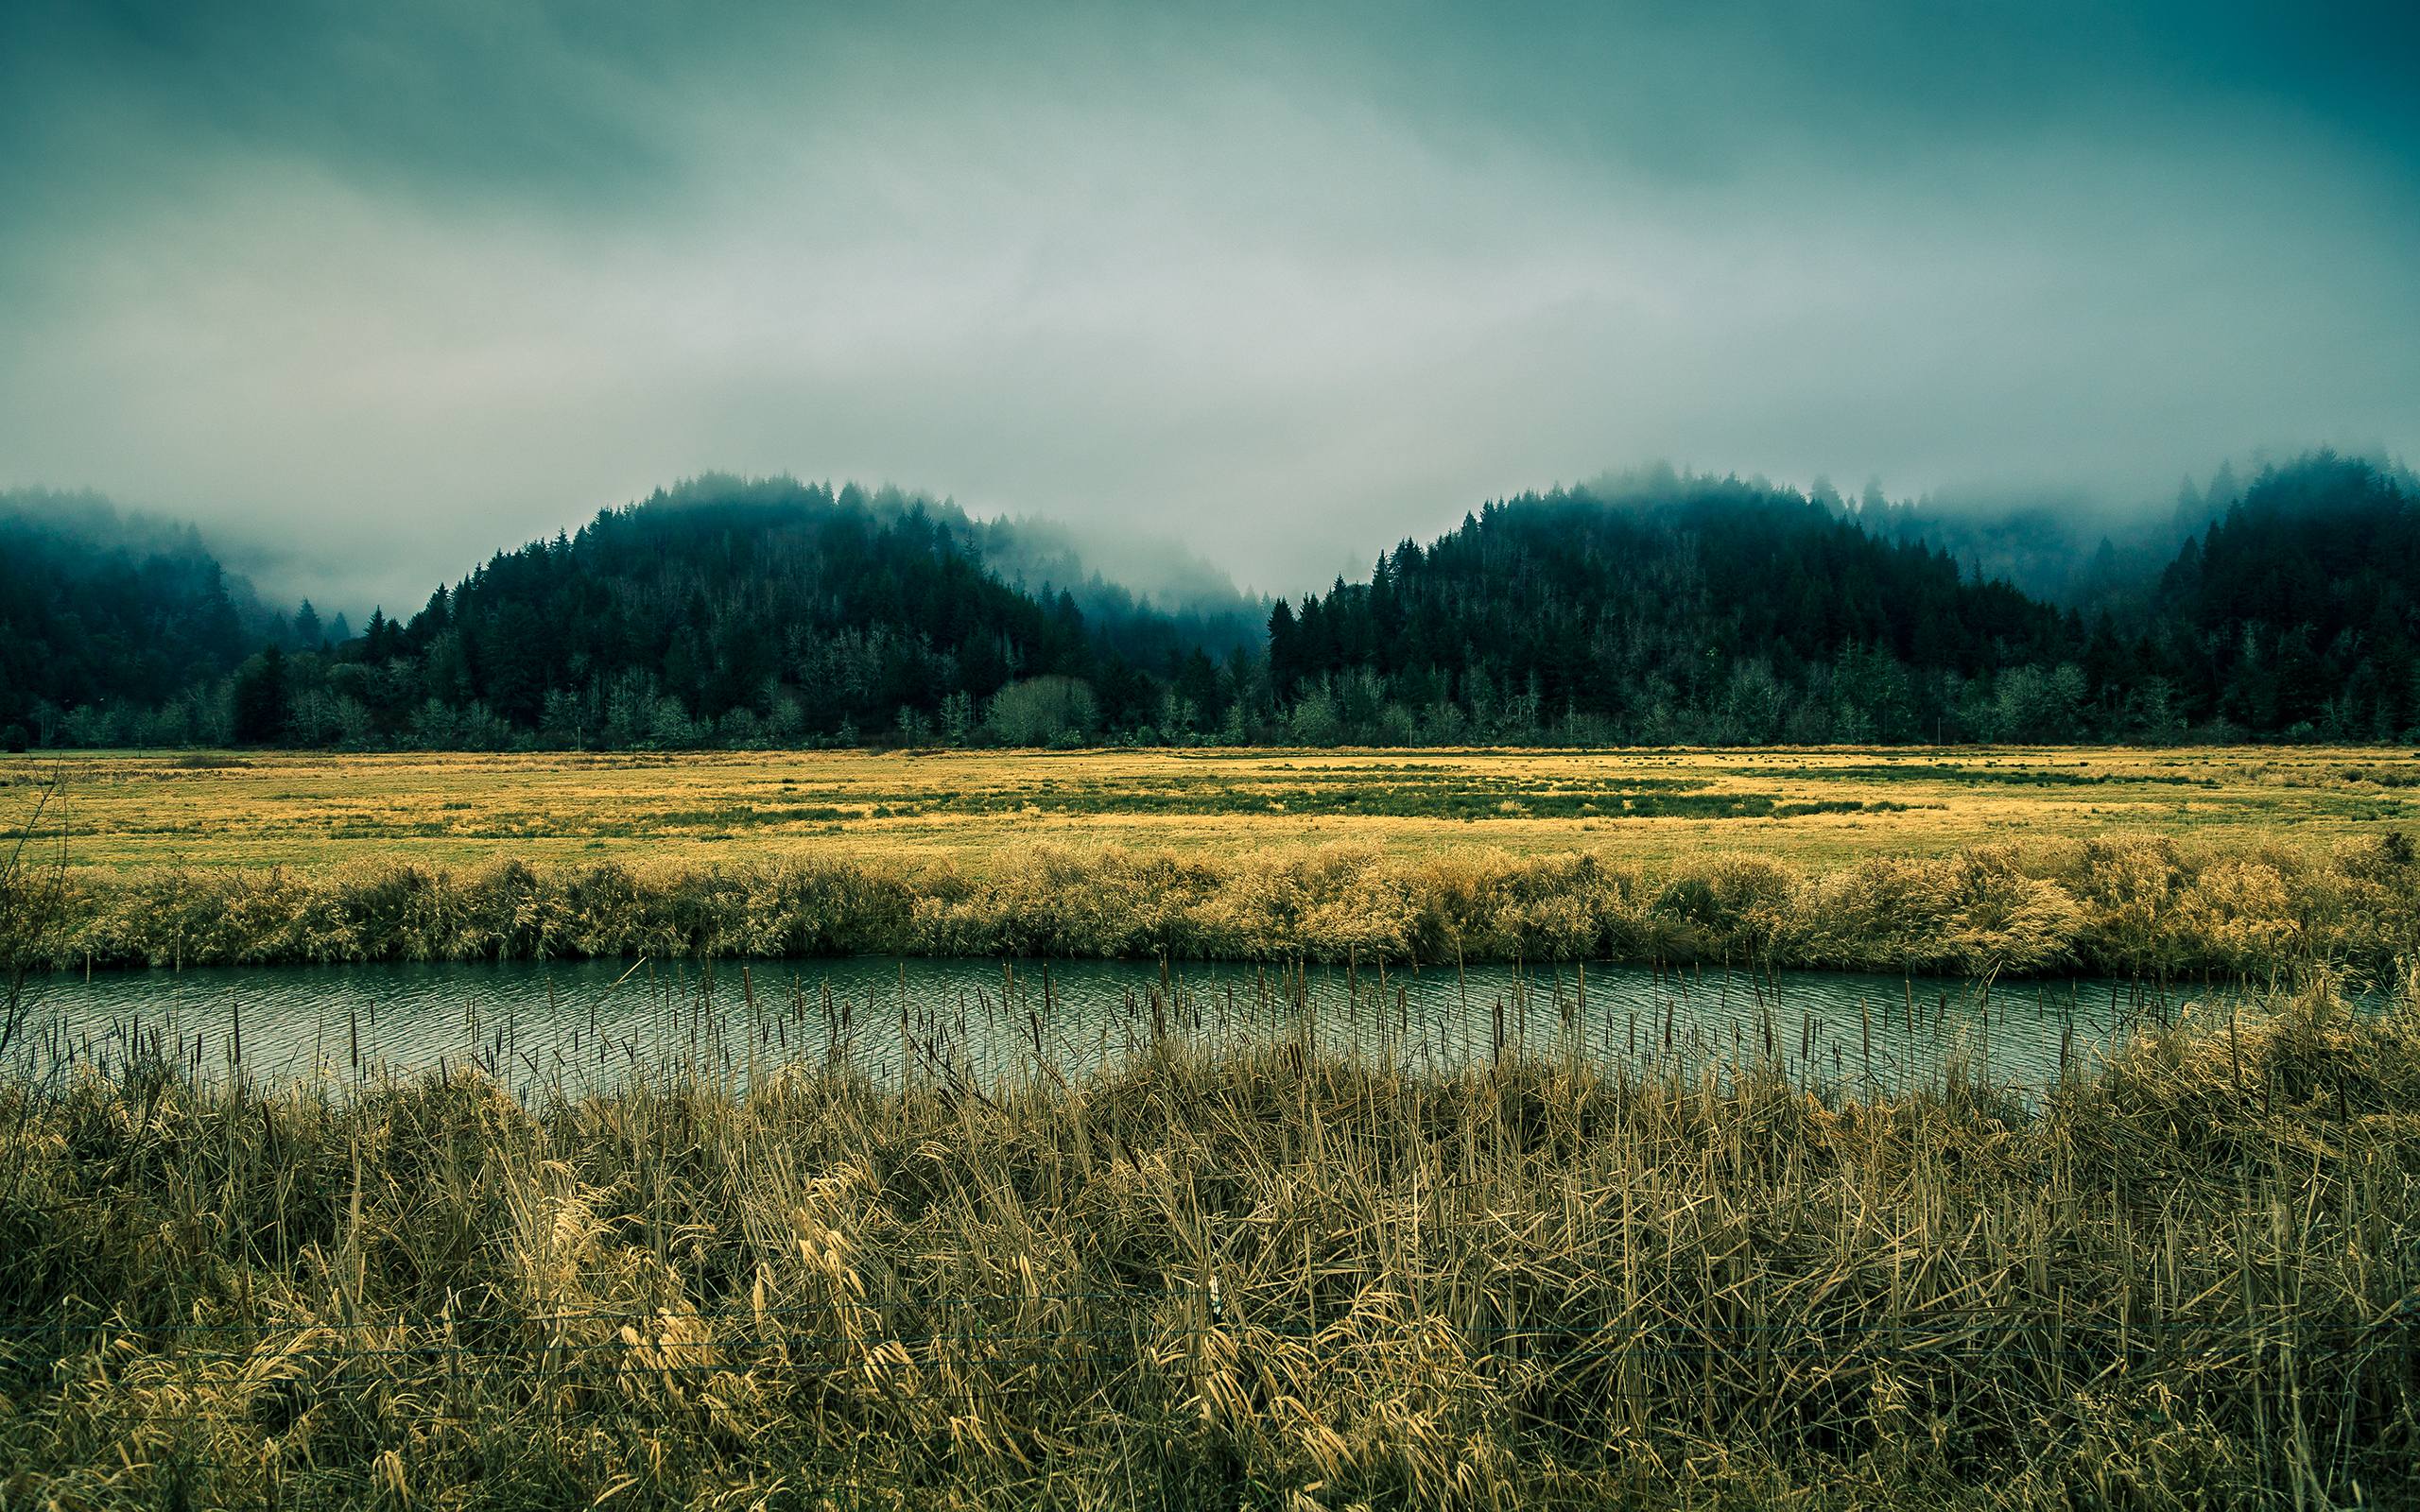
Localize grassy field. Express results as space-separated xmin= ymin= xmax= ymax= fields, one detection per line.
xmin=8 ymin=764 xmax=2417 ymax=1505
xmin=3 ymin=984 xmax=2412 ymax=1509
xmin=9 ymin=747 xmax=2420 ymax=976
xmin=7 ymin=745 xmax=2420 ymax=873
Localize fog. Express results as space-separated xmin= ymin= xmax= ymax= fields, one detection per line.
xmin=2 ymin=1 xmax=2413 ymax=616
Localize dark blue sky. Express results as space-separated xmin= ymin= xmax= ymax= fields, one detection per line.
xmin=3 ymin=1 xmax=2414 ymax=610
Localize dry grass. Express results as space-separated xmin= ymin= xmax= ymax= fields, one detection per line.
xmin=16 ymin=832 xmax=2420 ymax=980
xmin=12 ymin=745 xmax=2420 ymax=980
xmin=2 ymin=983 xmax=2414 ymax=1509
xmin=9 ymin=746 xmax=2419 ymax=874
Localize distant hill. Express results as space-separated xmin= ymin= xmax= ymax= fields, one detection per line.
xmin=309 ymin=475 xmax=1252 ymax=747
xmin=1268 ymin=472 xmax=2076 ymax=744
xmin=9 ymin=454 xmax=2417 ymax=748
xmin=1863 ymin=487 xmax=2184 ymax=620
xmin=2149 ymin=454 xmax=2420 ymax=738
xmin=1264 ymin=454 xmax=2418 ymax=744
xmin=0 ymin=490 xmax=268 ymax=745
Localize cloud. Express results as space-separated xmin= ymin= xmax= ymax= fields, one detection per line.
xmin=1 ymin=0 xmax=2413 ymax=613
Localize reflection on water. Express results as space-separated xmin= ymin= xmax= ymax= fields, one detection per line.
xmin=3 ymin=955 xmax=2251 ymax=1100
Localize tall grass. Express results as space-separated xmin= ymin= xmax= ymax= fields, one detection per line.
xmin=30 ymin=832 xmax=2420 ymax=979
xmin=1 ymin=981 xmax=2413 ymax=1508
xmin=0 ymin=765 xmax=69 ymax=1058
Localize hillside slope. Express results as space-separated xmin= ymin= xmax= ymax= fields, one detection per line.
xmin=324 ymin=475 xmax=1243 ymax=747
xmin=0 ymin=490 xmax=267 ymax=745
xmin=1266 ymin=456 xmax=2417 ymax=744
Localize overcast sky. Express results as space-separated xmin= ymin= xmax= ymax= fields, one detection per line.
xmin=3 ymin=0 xmax=2415 ymax=613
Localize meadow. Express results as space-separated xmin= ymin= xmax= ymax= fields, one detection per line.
xmin=9 ymin=745 xmax=2419 ymax=873
xmin=7 ymin=747 xmax=2420 ymax=979
xmin=6 ymin=751 xmax=2419 ymax=1508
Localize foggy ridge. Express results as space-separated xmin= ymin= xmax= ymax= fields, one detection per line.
xmin=6 ymin=449 xmax=2416 ymax=750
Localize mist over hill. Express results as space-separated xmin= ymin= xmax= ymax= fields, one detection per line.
xmin=803 ymin=478 xmax=1270 ymax=662
xmin=0 ymin=489 xmax=306 ymax=746
xmin=5 ymin=451 xmax=2417 ymax=751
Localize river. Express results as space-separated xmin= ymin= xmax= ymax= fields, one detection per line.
xmin=3 ymin=954 xmax=2256 ymax=1100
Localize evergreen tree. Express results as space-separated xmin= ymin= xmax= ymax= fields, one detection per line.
xmin=232 ymin=645 xmax=289 ymax=744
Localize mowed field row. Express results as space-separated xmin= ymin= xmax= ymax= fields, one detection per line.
xmin=4 ymin=745 xmax=2417 ymax=872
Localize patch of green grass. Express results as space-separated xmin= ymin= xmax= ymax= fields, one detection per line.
xmin=1737 ymin=763 xmax=2220 ymax=788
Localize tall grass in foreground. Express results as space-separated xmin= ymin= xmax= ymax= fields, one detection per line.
xmin=2 ymin=984 xmax=2415 ymax=1508
xmin=26 ymin=832 xmax=2420 ymax=979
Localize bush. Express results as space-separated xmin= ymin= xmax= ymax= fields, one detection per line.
xmin=984 ymin=676 xmax=1098 ymax=746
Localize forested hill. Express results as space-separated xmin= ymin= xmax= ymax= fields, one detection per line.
xmin=0 ymin=490 xmax=266 ymax=747
xmin=283 ymin=476 xmax=1248 ymax=748
xmin=10 ymin=453 xmax=2419 ymax=749
xmin=2152 ymin=454 xmax=2420 ymax=738
xmin=1268 ymin=474 xmax=2079 ymax=745
xmin=1265 ymin=455 xmax=2420 ymax=745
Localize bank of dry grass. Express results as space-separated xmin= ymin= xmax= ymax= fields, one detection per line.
xmin=1 ymin=985 xmax=2414 ymax=1508
xmin=19 ymin=832 xmax=2420 ymax=980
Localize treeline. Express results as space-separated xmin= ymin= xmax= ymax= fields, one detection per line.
xmin=6 ymin=453 xmax=2418 ymax=751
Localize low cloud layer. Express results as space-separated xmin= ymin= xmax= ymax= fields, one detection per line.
xmin=3 ymin=1 xmax=2414 ymax=614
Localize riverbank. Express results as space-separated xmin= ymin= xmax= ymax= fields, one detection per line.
xmin=2 ymin=985 xmax=2412 ymax=1508
xmin=9 ymin=833 xmax=2419 ymax=978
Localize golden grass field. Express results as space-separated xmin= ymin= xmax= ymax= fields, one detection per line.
xmin=7 ymin=756 xmax=2416 ymax=1506
xmin=6 ymin=745 xmax=2418 ymax=873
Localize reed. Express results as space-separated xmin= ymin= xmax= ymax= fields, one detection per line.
xmin=1 ymin=981 xmax=2413 ymax=1508
xmin=26 ymin=832 xmax=2420 ymax=981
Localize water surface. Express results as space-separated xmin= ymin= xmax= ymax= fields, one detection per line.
xmin=4 ymin=955 xmax=2239 ymax=1099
